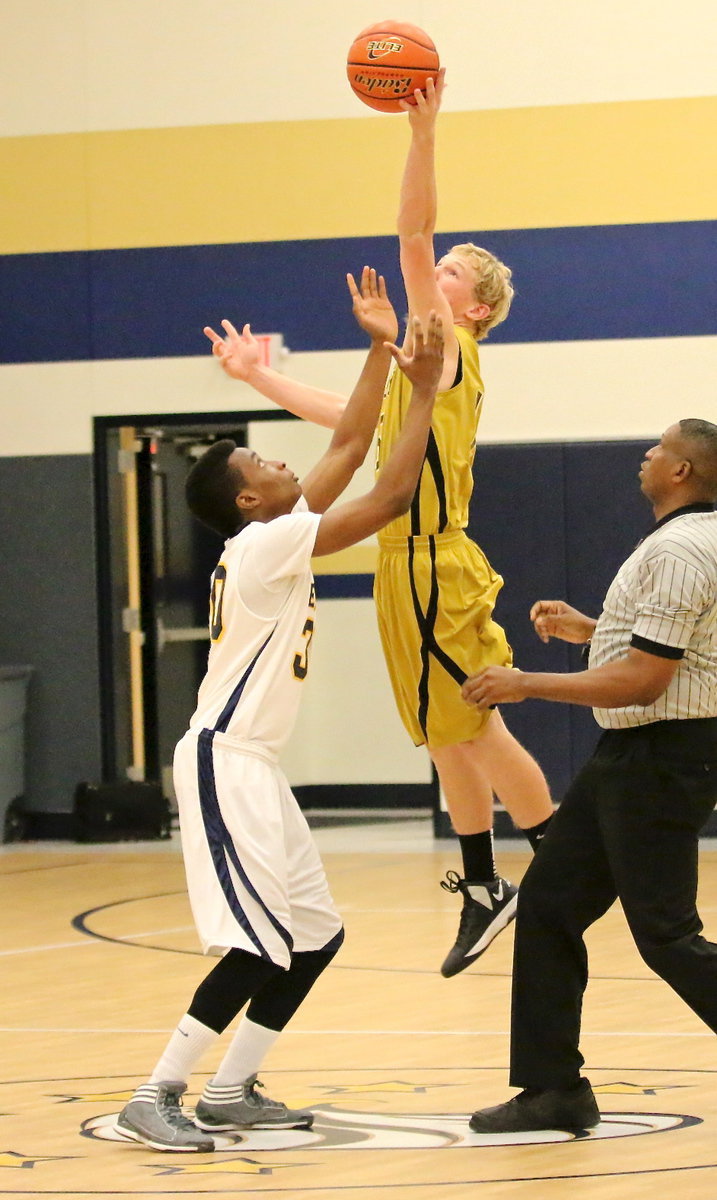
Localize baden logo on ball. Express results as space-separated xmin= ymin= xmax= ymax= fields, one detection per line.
xmin=346 ymin=21 xmax=440 ymax=113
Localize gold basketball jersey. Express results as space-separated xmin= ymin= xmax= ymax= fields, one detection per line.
xmin=375 ymin=324 xmax=484 ymax=540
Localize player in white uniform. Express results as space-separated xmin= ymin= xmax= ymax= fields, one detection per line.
xmin=116 ymin=272 xmax=444 ymax=1153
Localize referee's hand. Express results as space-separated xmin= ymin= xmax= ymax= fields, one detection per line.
xmin=462 ymin=666 xmax=526 ymax=708
xmin=530 ymin=600 xmax=595 ymax=645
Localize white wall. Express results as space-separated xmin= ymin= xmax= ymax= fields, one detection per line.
xmin=2 ymin=1 xmax=716 ymax=135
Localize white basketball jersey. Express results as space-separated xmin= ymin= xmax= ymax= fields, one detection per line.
xmin=189 ymin=497 xmax=321 ymax=754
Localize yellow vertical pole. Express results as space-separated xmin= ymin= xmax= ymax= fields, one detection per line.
xmin=119 ymin=427 xmax=145 ymax=780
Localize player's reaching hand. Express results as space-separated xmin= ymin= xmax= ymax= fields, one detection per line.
xmin=347 ymin=266 xmax=399 ymax=345
xmin=203 ymin=319 xmax=260 ymax=382
xmin=399 ymin=68 xmax=445 ymax=125
xmin=310 ymin=311 xmax=444 ymax=554
xmin=530 ymin=600 xmax=597 ymax=646
xmin=386 ymin=311 xmax=444 ymax=395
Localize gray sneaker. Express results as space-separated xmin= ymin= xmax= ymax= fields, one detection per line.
xmin=116 ymin=1081 xmax=215 ymax=1152
xmin=194 ymin=1075 xmax=314 ymax=1131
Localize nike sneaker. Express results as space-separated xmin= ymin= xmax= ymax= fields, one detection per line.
xmin=440 ymin=871 xmax=518 ymax=978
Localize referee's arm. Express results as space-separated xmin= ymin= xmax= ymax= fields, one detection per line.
xmin=462 ymin=644 xmax=680 ymax=710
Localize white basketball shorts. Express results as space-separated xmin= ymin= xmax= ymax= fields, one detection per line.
xmin=173 ymin=729 xmax=342 ymax=968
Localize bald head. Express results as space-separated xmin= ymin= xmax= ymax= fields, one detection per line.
xmin=677 ymin=419 xmax=717 ymax=501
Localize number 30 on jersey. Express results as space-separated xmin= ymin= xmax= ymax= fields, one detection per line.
xmin=293 ymin=583 xmax=316 ymax=681
xmin=209 ymin=564 xmax=227 ymax=642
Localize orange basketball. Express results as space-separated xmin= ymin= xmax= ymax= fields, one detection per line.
xmin=346 ymin=21 xmax=439 ymax=113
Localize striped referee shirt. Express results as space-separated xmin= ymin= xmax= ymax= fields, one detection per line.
xmin=589 ymin=504 xmax=717 ymax=729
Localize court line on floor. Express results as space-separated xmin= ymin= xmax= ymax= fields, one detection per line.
xmin=0 ymin=925 xmax=196 ymax=956
xmin=0 ymin=1025 xmax=712 ymax=1037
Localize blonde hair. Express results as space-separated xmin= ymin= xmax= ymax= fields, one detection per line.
xmin=451 ymin=243 xmax=514 ymax=341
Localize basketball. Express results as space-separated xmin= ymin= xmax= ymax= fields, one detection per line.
xmin=346 ymin=22 xmax=439 ymax=113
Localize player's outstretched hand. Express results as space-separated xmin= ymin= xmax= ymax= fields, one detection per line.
xmin=203 ymin=319 xmax=260 ymax=381
xmin=462 ymin=667 xmax=527 ymax=708
xmin=347 ymin=266 xmax=399 ymax=345
xmin=399 ymin=67 xmax=446 ymax=122
xmin=530 ymin=600 xmax=595 ymax=645
xmin=385 ymin=311 xmax=444 ymax=395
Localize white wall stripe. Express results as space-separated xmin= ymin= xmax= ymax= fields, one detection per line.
xmin=2 ymin=2 xmax=716 ymax=136
xmin=2 ymin=336 xmax=716 ymax=458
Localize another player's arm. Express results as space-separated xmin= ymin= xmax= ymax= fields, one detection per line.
xmin=203 ymin=266 xmax=399 ymax=432
xmin=396 ymin=71 xmax=457 ymax=388
xmin=312 ymin=314 xmax=443 ymax=556
xmin=300 ymin=268 xmax=399 ymax=514
xmin=204 ymin=320 xmax=346 ymax=429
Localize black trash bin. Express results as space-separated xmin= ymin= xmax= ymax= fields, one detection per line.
xmin=0 ymin=666 xmax=33 ymax=841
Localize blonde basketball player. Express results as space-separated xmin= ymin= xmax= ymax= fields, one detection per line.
xmin=204 ymin=72 xmax=554 ymax=979
xmin=115 ymin=277 xmax=444 ymax=1152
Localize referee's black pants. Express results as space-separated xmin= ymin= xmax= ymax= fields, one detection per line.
xmin=509 ymin=717 xmax=717 ymax=1090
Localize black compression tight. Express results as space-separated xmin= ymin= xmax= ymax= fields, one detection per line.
xmin=187 ymin=928 xmax=344 ymax=1035
xmin=188 ymin=947 xmax=280 ymax=1034
xmin=248 ymin=928 xmax=344 ymax=1032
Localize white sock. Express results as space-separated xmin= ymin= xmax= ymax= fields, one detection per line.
xmin=148 ymin=1013 xmax=219 ymax=1084
xmin=209 ymin=1016 xmax=280 ymax=1087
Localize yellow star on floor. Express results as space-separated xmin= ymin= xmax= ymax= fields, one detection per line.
xmin=149 ymin=1157 xmax=301 ymax=1176
xmin=593 ymin=1082 xmax=683 ymax=1095
xmin=0 ymin=1151 xmax=73 ymax=1170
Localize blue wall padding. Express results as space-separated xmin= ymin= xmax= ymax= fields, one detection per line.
xmin=2 ymin=222 xmax=716 ymax=364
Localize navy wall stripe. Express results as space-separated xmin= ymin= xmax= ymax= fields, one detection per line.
xmin=2 ymin=221 xmax=716 ymax=364
xmin=314 ymin=574 xmax=375 ymax=600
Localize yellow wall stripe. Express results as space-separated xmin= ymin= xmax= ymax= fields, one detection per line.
xmin=312 ymin=545 xmax=379 ymax=576
xmin=3 ymin=95 xmax=716 ymax=254
xmin=4 ymin=136 xmax=90 ymax=251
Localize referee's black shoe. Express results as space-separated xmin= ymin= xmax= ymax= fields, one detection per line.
xmin=469 ymin=1079 xmax=600 ymax=1134
xmin=440 ymin=872 xmax=518 ymax=977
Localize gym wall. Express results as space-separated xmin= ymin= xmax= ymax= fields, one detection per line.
xmin=1 ymin=2 xmax=715 ymax=814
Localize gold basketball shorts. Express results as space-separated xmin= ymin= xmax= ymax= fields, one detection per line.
xmin=374 ymin=529 xmax=513 ymax=749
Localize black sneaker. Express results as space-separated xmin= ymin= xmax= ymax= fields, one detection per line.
xmin=440 ymin=872 xmax=518 ymax=977
xmin=469 ymin=1079 xmax=600 ymax=1133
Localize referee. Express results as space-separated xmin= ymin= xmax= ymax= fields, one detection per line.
xmin=462 ymin=418 xmax=717 ymax=1134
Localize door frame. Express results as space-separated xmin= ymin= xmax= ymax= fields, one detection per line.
xmin=93 ymin=408 xmax=298 ymax=784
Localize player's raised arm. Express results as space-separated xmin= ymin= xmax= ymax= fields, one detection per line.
xmin=312 ymin=313 xmax=444 ymax=555
xmin=203 ymin=319 xmax=347 ymax=429
xmin=295 ymin=267 xmax=398 ymax=514
xmin=396 ymin=70 xmax=457 ymax=387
